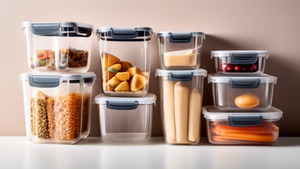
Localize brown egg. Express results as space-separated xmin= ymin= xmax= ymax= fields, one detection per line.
xmin=235 ymin=93 xmax=260 ymax=108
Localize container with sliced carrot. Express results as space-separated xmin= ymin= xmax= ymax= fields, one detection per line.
xmin=202 ymin=106 xmax=282 ymax=145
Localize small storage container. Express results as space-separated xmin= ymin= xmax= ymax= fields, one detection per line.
xmin=208 ymin=73 xmax=277 ymax=111
xmin=22 ymin=22 xmax=93 ymax=72
xmin=158 ymin=32 xmax=205 ymax=70
xmin=95 ymin=93 xmax=156 ymax=143
xmin=20 ymin=72 xmax=96 ymax=144
xmin=96 ymin=27 xmax=153 ymax=97
xmin=202 ymin=106 xmax=283 ymax=145
xmin=211 ymin=50 xmax=269 ymax=75
xmin=156 ymin=69 xmax=207 ymax=145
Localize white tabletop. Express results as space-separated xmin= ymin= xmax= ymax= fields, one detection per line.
xmin=1 ymin=137 xmax=300 ymax=169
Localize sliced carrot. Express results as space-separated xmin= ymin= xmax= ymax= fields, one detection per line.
xmin=215 ymin=125 xmax=273 ymax=135
xmin=219 ymin=132 xmax=274 ymax=142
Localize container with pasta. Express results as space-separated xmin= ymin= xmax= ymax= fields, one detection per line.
xmin=156 ymin=69 xmax=207 ymax=145
xmin=20 ymin=72 xmax=96 ymax=144
xmin=202 ymin=106 xmax=282 ymax=145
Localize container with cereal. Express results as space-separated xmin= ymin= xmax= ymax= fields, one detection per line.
xmin=20 ymin=72 xmax=96 ymax=144
xmin=22 ymin=22 xmax=93 ymax=72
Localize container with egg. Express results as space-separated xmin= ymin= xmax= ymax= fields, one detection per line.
xmin=157 ymin=32 xmax=205 ymax=70
xmin=156 ymin=69 xmax=207 ymax=145
xmin=208 ymin=73 xmax=277 ymax=111
xmin=22 ymin=22 xmax=93 ymax=72
xmin=96 ymin=27 xmax=153 ymax=97
xmin=20 ymin=72 xmax=96 ymax=144
xmin=211 ymin=50 xmax=268 ymax=75
xmin=202 ymin=106 xmax=282 ymax=144
xmin=94 ymin=93 xmax=156 ymax=143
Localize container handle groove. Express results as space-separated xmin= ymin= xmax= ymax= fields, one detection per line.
xmin=230 ymin=53 xmax=258 ymax=64
xmin=228 ymin=115 xmax=262 ymax=127
xmin=169 ymin=72 xmax=193 ymax=81
xmin=106 ymin=101 xmax=139 ymax=110
xmin=229 ymin=79 xmax=260 ymax=89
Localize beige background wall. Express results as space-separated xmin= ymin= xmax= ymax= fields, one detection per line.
xmin=0 ymin=0 xmax=299 ymax=137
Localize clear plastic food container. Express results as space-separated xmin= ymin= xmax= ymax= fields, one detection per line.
xmin=156 ymin=69 xmax=207 ymax=145
xmin=22 ymin=22 xmax=93 ymax=72
xmin=20 ymin=72 xmax=96 ymax=144
xmin=96 ymin=27 xmax=153 ymax=97
xmin=208 ymin=73 xmax=277 ymax=111
xmin=211 ymin=50 xmax=269 ymax=75
xmin=202 ymin=106 xmax=282 ymax=145
xmin=95 ymin=93 xmax=156 ymax=143
xmin=157 ymin=32 xmax=205 ymax=70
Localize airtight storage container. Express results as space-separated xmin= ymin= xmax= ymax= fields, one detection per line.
xmin=20 ymin=72 xmax=96 ymax=144
xmin=209 ymin=73 xmax=277 ymax=111
xmin=156 ymin=69 xmax=207 ymax=145
xmin=203 ymin=106 xmax=282 ymax=145
xmin=22 ymin=22 xmax=93 ymax=72
xmin=211 ymin=50 xmax=268 ymax=75
xmin=95 ymin=93 xmax=156 ymax=143
xmin=158 ymin=32 xmax=205 ymax=70
xmin=96 ymin=27 xmax=153 ymax=97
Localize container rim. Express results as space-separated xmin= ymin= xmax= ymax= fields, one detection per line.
xmin=94 ymin=93 xmax=156 ymax=105
xmin=208 ymin=73 xmax=277 ymax=84
xmin=202 ymin=106 xmax=283 ymax=121
xmin=19 ymin=72 xmax=96 ymax=81
xmin=211 ymin=50 xmax=269 ymax=58
xmin=155 ymin=69 xmax=207 ymax=77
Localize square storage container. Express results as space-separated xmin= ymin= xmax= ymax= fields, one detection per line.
xmin=95 ymin=93 xmax=156 ymax=143
xmin=96 ymin=27 xmax=153 ymax=97
xmin=202 ymin=106 xmax=283 ymax=145
xmin=20 ymin=72 xmax=96 ymax=144
xmin=208 ymin=73 xmax=277 ymax=111
xmin=22 ymin=22 xmax=93 ymax=72
xmin=158 ymin=32 xmax=205 ymax=70
xmin=211 ymin=50 xmax=268 ymax=75
xmin=156 ymin=69 xmax=207 ymax=145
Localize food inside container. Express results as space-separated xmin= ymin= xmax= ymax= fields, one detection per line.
xmin=156 ymin=69 xmax=207 ymax=145
xmin=211 ymin=50 xmax=268 ymax=74
xmin=20 ymin=72 xmax=96 ymax=144
xmin=96 ymin=27 xmax=153 ymax=97
xmin=202 ymin=106 xmax=283 ymax=144
xmin=22 ymin=22 xmax=93 ymax=72
xmin=157 ymin=32 xmax=205 ymax=70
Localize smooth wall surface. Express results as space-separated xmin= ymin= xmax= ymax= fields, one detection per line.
xmin=0 ymin=0 xmax=299 ymax=137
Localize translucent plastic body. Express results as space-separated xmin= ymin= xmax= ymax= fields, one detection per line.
xmin=158 ymin=76 xmax=205 ymax=145
xmin=21 ymin=77 xmax=94 ymax=144
xmin=206 ymin=119 xmax=279 ymax=145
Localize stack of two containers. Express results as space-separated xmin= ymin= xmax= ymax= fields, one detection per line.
xmin=20 ymin=22 xmax=96 ymax=144
xmin=203 ymin=51 xmax=283 ymax=144
xmin=94 ymin=27 xmax=157 ymax=143
xmin=156 ymin=32 xmax=207 ymax=145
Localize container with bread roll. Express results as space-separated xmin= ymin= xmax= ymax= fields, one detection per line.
xmin=211 ymin=50 xmax=268 ymax=75
xmin=208 ymin=73 xmax=277 ymax=111
xmin=157 ymin=32 xmax=205 ymax=70
xmin=22 ymin=22 xmax=93 ymax=72
xmin=96 ymin=27 xmax=153 ymax=97
xmin=20 ymin=72 xmax=96 ymax=144
xmin=156 ymin=69 xmax=207 ymax=145
xmin=202 ymin=106 xmax=283 ymax=145
xmin=95 ymin=93 xmax=156 ymax=143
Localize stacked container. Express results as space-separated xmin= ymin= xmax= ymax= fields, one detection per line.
xmin=95 ymin=27 xmax=156 ymax=143
xmin=156 ymin=32 xmax=207 ymax=145
xmin=21 ymin=22 xmax=96 ymax=144
xmin=203 ymin=50 xmax=283 ymax=145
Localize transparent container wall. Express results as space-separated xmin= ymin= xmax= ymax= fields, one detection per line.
xmin=99 ymin=104 xmax=153 ymax=143
xmin=206 ymin=119 xmax=280 ymax=144
xmin=212 ymin=82 xmax=274 ymax=111
xmin=99 ymin=39 xmax=151 ymax=97
xmin=214 ymin=57 xmax=266 ymax=75
xmin=22 ymin=80 xmax=93 ymax=144
xmin=158 ymin=76 xmax=204 ymax=144
xmin=23 ymin=28 xmax=91 ymax=72
xmin=158 ymin=36 xmax=203 ymax=70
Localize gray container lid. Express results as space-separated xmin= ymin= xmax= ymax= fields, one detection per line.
xmin=208 ymin=73 xmax=277 ymax=84
xmin=96 ymin=27 xmax=153 ymax=41
xmin=94 ymin=93 xmax=156 ymax=105
xmin=157 ymin=31 xmax=205 ymax=38
xmin=202 ymin=106 xmax=283 ymax=121
xmin=211 ymin=50 xmax=269 ymax=58
xmin=20 ymin=72 xmax=96 ymax=88
xmin=22 ymin=21 xmax=93 ymax=37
